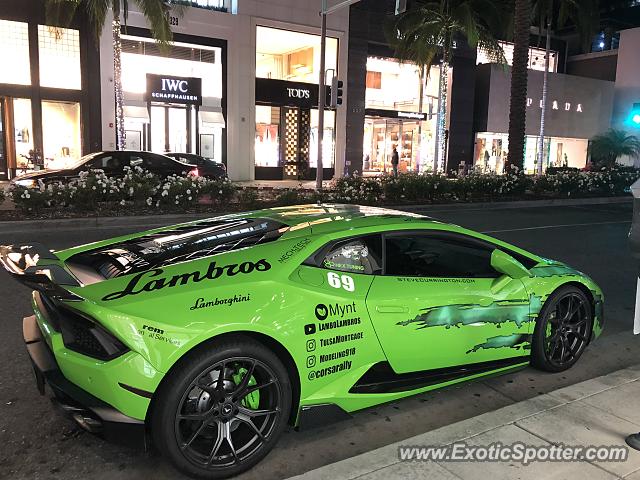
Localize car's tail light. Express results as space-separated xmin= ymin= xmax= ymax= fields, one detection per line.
xmin=190 ymin=167 xmax=199 ymax=177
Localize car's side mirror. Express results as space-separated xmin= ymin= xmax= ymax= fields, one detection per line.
xmin=490 ymin=249 xmax=531 ymax=279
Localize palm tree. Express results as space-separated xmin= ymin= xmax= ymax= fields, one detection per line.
xmin=46 ymin=0 xmax=173 ymax=150
xmin=589 ymin=129 xmax=640 ymax=168
xmin=532 ymin=0 xmax=599 ymax=175
xmin=506 ymin=0 xmax=532 ymax=172
xmin=391 ymin=0 xmax=506 ymax=173
xmin=507 ymin=0 xmax=600 ymax=172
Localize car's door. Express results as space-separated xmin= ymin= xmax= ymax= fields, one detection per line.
xmin=365 ymin=230 xmax=533 ymax=374
xmin=288 ymin=234 xmax=386 ymax=383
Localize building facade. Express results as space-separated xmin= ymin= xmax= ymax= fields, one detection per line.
xmin=0 ymin=0 xmax=101 ymax=180
xmin=473 ymin=64 xmax=614 ymax=173
xmin=99 ymin=0 xmax=349 ymax=181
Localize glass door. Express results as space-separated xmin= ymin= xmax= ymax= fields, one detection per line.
xmin=168 ymin=107 xmax=187 ymax=153
xmin=150 ymin=105 xmax=189 ymax=153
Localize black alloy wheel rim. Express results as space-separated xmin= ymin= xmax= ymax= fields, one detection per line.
xmin=175 ymin=357 xmax=282 ymax=469
xmin=544 ymin=293 xmax=590 ymax=368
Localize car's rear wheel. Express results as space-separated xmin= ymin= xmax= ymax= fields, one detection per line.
xmin=151 ymin=337 xmax=292 ymax=479
xmin=531 ymin=285 xmax=593 ymax=372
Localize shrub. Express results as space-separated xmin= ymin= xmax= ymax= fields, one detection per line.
xmin=330 ymin=175 xmax=383 ymax=204
xmin=118 ymin=166 xmax=159 ymax=205
xmin=10 ymin=181 xmax=53 ymax=211
xmin=237 ymin=188 xmax=259 ymax=209
xmin=67 ymin=170 xmax=123 ymax=210
xmin=0 ymin=186 xmax=5 ymax=205
xmin=274 ymin=188 xmax=312 ymax=206
xmin=157 ymin=174 xmax=205 ymax=209
xmin=199 ymin=177 xmax=237 ymax=204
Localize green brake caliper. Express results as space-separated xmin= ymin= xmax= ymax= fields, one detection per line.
xmin=233 ymin=367 xmax=260 ymax=410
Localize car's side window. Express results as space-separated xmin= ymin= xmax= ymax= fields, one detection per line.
xmin=85 ymin=155 xmax=119 ymax=171
xmin=385 ymin=234 xmax=498 ymax=278
xmin=317 ymin=235 xmax=383 ymax=275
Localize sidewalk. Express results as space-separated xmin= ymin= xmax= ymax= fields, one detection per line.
xmin=289 ymin=365 xmax=640 ymax=480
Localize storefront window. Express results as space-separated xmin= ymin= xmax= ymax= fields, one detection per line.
xmin=310 ymin=109 xmax=335 ymax=169
xmin=13 ymin=98 xmax=34 ymax=171
xmin=477 ymin=41 xmax=557 ymax=73
xmin=363 ymin=56 xmax=439 ymax=175
xmin=42 ymin=101 xmax=81 ymax=169
xmin=363 ymin=118 xmax=435 ymax=174
xmin=38 ymin=25 xmax=81 ymax=89
xmin=121 ymin=35 xmax=224 ymax=159
xmin=0 ymin=20 xmax=31 ymax=85
xmin=365 ymin=57 xmax=440 ymax=112
xmin=121 ymin=36 xmax=222 ymax=98
xmin=474 ymin=133 xmax=588 ymax=174
xmin=256 ymin=26 xmax=338 ymax=83
xmin=255 ymin=105 xmax=281 ymax=167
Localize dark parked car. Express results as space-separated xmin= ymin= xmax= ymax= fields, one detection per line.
xmin=165 ymin=152 xmax=227 ymax=180
xmin=11 ymin=151 xmax=197 ymax=187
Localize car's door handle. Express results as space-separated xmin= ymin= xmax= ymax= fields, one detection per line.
xmin=375 ymin=305 xmax=409 ymax=314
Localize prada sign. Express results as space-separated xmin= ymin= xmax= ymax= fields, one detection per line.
xmin=256 ymin=78 xmax=329 ymax=108
xmin=146 ymin=74 xmax=202 ymax=105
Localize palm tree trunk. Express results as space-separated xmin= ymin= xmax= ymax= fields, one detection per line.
xmin=506 ymin=0 xmax=532 ymax=171
xmin=417 ymin=64 xmax=425 ymax=173
xmin=113 ymin=15 xmax=126 ymax=150
xmin=434 ymin=58 xmax=448 ymax=173
xmin=536 ymin=18 xmax=551 ymax=175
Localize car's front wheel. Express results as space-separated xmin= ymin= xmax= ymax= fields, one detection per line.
xmin=151 ymin=336 xmax=292 ymax=479
xmin=531 ymin=285 xmax=593 ymax=372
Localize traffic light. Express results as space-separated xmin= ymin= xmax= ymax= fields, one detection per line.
xmin=632 ymin=103 xmax=640 ymax=126
xmin=330 ymin=77 xmax=343 ymax=108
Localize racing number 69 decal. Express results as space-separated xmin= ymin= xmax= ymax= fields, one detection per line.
xmin=327 ymin=272 xmax=355 ymax=292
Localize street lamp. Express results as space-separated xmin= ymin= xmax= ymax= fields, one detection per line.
xmin=316 ymin=0 xmax=363 ymax=191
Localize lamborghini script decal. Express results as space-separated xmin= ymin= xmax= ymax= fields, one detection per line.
xmin=102 ymin=259 xmax=271 ymax=301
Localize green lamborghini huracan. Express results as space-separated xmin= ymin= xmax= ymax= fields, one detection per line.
xmin=1 ymin=204 xmax=603 ymax=478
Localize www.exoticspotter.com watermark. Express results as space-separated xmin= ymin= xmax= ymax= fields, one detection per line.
xmin=398 ymin=442 xmax=628 ymax=465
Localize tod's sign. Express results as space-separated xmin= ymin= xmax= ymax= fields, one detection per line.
xmin=146 ymin=74 xmax=202 ymax=105
xmin=256 ymin=78 xmax=329 ymax=108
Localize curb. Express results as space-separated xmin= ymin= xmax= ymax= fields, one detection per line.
xmin=287 ymin=364 xmax=640 ymax=480
xmin=0 ymin=196 xmax=631 ymax=234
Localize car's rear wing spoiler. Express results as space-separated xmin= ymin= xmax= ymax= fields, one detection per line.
xmin=0 ymin=243 xmax=82 ymax=300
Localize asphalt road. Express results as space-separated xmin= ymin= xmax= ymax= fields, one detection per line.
xmin=0 ymin=201 xmax=637 ymax=479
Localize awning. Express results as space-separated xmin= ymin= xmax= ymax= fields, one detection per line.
xmin=123 ymin=105 xmax=149 ymax=122
xmin=200 ymin=109 xmax=225 ymax=127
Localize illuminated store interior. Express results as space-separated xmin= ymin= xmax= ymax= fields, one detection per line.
xmin=0 ymin=20 xmax=84 ymax=177
xmin=121 ymin=34 xmax=225 ymax=161
xmin=477 ymin=40 xmax=558 ymax=73
xmin=255 ymin=26 xmax=338 ymax=179
xmin=362 ymin=57 xmax=440 ymax=174
xmin=256 ymin=26 xmax=338 ymax=83
xmin=474 ymin=132 xmax=589 ymax=174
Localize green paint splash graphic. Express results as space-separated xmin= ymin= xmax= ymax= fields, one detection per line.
xmin=398 ymin=296 xmax=542 ymax=330
xmin=466 ymin=334 xmax=533 ymax=354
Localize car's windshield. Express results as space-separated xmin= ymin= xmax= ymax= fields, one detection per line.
xmin=67 ymin=152 xmax=102 ymax=170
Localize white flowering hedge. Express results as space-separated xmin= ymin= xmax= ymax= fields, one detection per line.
xmin=330 ymin=166 xmax=640 ymax=204
xmin=10 ymin=166 xmax=236 ymax=212
xmin=6 ymin=165 xmax=639 ymax=213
